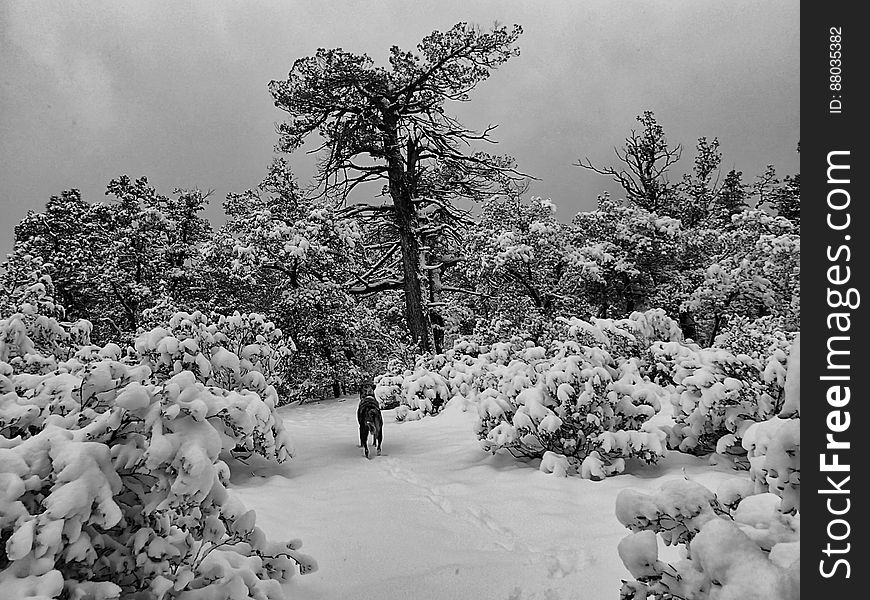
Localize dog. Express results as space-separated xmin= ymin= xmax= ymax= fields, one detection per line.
xmin=357 ymin=382 xmax=383 ymax=458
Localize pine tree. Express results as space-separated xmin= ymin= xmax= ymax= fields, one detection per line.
xmin=268 ymin=22 xmax=526 ymax=352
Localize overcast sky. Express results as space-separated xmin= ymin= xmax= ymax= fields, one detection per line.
xmin=0 ymin=1 xmax=799 ymax=252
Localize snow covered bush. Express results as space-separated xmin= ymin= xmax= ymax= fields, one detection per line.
xmin=135 ymin=308 xmax=294 ymax=403
xmin=373 ymin=358 xmax=415 ymax=410
xmin=403 ymin=365 xmax=452 ymax=416
xmin=616 ymin=481 xmax=799 ymax=599
xmin=0 ymin=287 xmax=314 ymax=599
xmin=742 ymin=333 xmax=800 ymax=513
xmin=377 ymin=311 xmax=679 ymax=476
xmin=473 ymin=337 xmax=665 ymax=477
xmin=560 ymin=309 xmax=682 ymax=360
xmin=616 ymin=334 xmax=800 ymax=599
xmin=375 ymin=338 xmax=485 ymax=420
xmin=471 ymin=311 xmax=677 ymax=475
xmin=649 ymin=316 xmax=794 ymax=466
xmin=0 ymin=273 xmax=91 ymax=375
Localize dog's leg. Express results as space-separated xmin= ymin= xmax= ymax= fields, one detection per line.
xmin=359 ymin=422 xmax=369 ymax=457
xmin=366 ymin=422 xmax=378 ymax=459
xmin=376 ymin=425 xmax=382 ymax=456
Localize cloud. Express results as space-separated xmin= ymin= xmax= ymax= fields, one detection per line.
xmin=0 ymin=1 xmax=799 ymax=254
xmin=3 ymin=3 xmax=119 ymax=136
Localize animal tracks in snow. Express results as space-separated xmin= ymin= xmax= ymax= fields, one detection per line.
xmin=379 ymin=457 xmax=456 ymax=515
xmin=466 ymin=505 xmax=521 ymax=551
xmin=377 ymin=455 xmax=589 ymax=577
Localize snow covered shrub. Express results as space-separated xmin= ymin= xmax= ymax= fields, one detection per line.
xmin=649 ymin=316 xmax=794 ymax=466
xmin=389 ymin=357 xmax=452 ymax=418
xmin=0 ymin=296 xmax=314 ymax=599
xmin=616 ymin=334 xmax=800 ymax=599
xmin=742 ymin=334 xmax=800 ymax=513
xmin=373 ymin=358 xmax=411 ymax=410
xmin=376 ymin=338 xmax=485 ymax=419
xmin=473 ymin=339 xmax=665 ymax=477
xmin=132 ymin=307 xmax=295 ymax=463
xmin=0 ymin=274 xmax=90 ymax=374
xmin=559 ymin=309 xmax=682 ymax=359
xmin=539 ymin=451 xmax=570 ymax=477
xmin=615 ymin=479 xmax=801 ymax=600
xmin=373 ymin=374 xmax=402 ymax=410
xmin=715 ymin=315 xmax=794 ymax=389
xmin=616 ymin=481 xmax=799 ymax=600
xmin=468 ymin=311 xmax=681 ymax=476
xmin=374 ymin=310 xmax=676 ymax=473
xmin=135 ymin=309 xmax=293 ymax=402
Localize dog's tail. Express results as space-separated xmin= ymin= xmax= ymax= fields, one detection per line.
xmin=366 ymin=420 xmax=377 ymax=439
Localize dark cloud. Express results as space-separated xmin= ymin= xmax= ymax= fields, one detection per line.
xmin=0 ymin=0 xmax=799 ymax=251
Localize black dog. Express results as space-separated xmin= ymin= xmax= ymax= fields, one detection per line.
xmin=357 ymin=382 xmax=383 ymax=458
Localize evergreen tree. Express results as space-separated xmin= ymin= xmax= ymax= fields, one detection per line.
xmin=268 ymin=22 xmax=526 ymax=352
xmin=714 ymin=169 xmax=749 ymax=222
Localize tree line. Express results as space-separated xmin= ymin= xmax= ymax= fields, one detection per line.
xmin=1 ymin=22 xmax=799 ymax=400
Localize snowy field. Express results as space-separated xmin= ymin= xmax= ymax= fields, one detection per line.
xmin=230 ymin=397 xmax=742 ymax=600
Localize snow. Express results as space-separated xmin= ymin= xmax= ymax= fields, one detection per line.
xmin=691 ymin=518 xmax=796 ymax=600
xmin=230 ymin=397 xmax=740 ymax=600
xmin=617 ymin=530 xmax=659 ymax=579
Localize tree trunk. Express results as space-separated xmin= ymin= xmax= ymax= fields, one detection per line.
xmin=597 ymin=286 xmax=609 ymax=319
xmin=709 ymin=312 xmax=723 ymax=346
xmin=384 ymin=116 xmax=431 ymax=352
xmin=427 ymin=261 xmax=445 ymax=354
xmin=679 ymin=311 xmax=697 ymax=341
xmin=394 ymin=202 xmax=431 ymax=352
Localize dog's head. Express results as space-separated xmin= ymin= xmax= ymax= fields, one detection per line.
xmin=359 ymin=381 xmax=376 ymax=400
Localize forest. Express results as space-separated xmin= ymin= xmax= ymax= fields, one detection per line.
xmin=0 ymin=22 xmax=799 ymax=600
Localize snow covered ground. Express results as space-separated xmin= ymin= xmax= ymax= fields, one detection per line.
xmin=229 ymin=397 xmax=741 ymax=600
